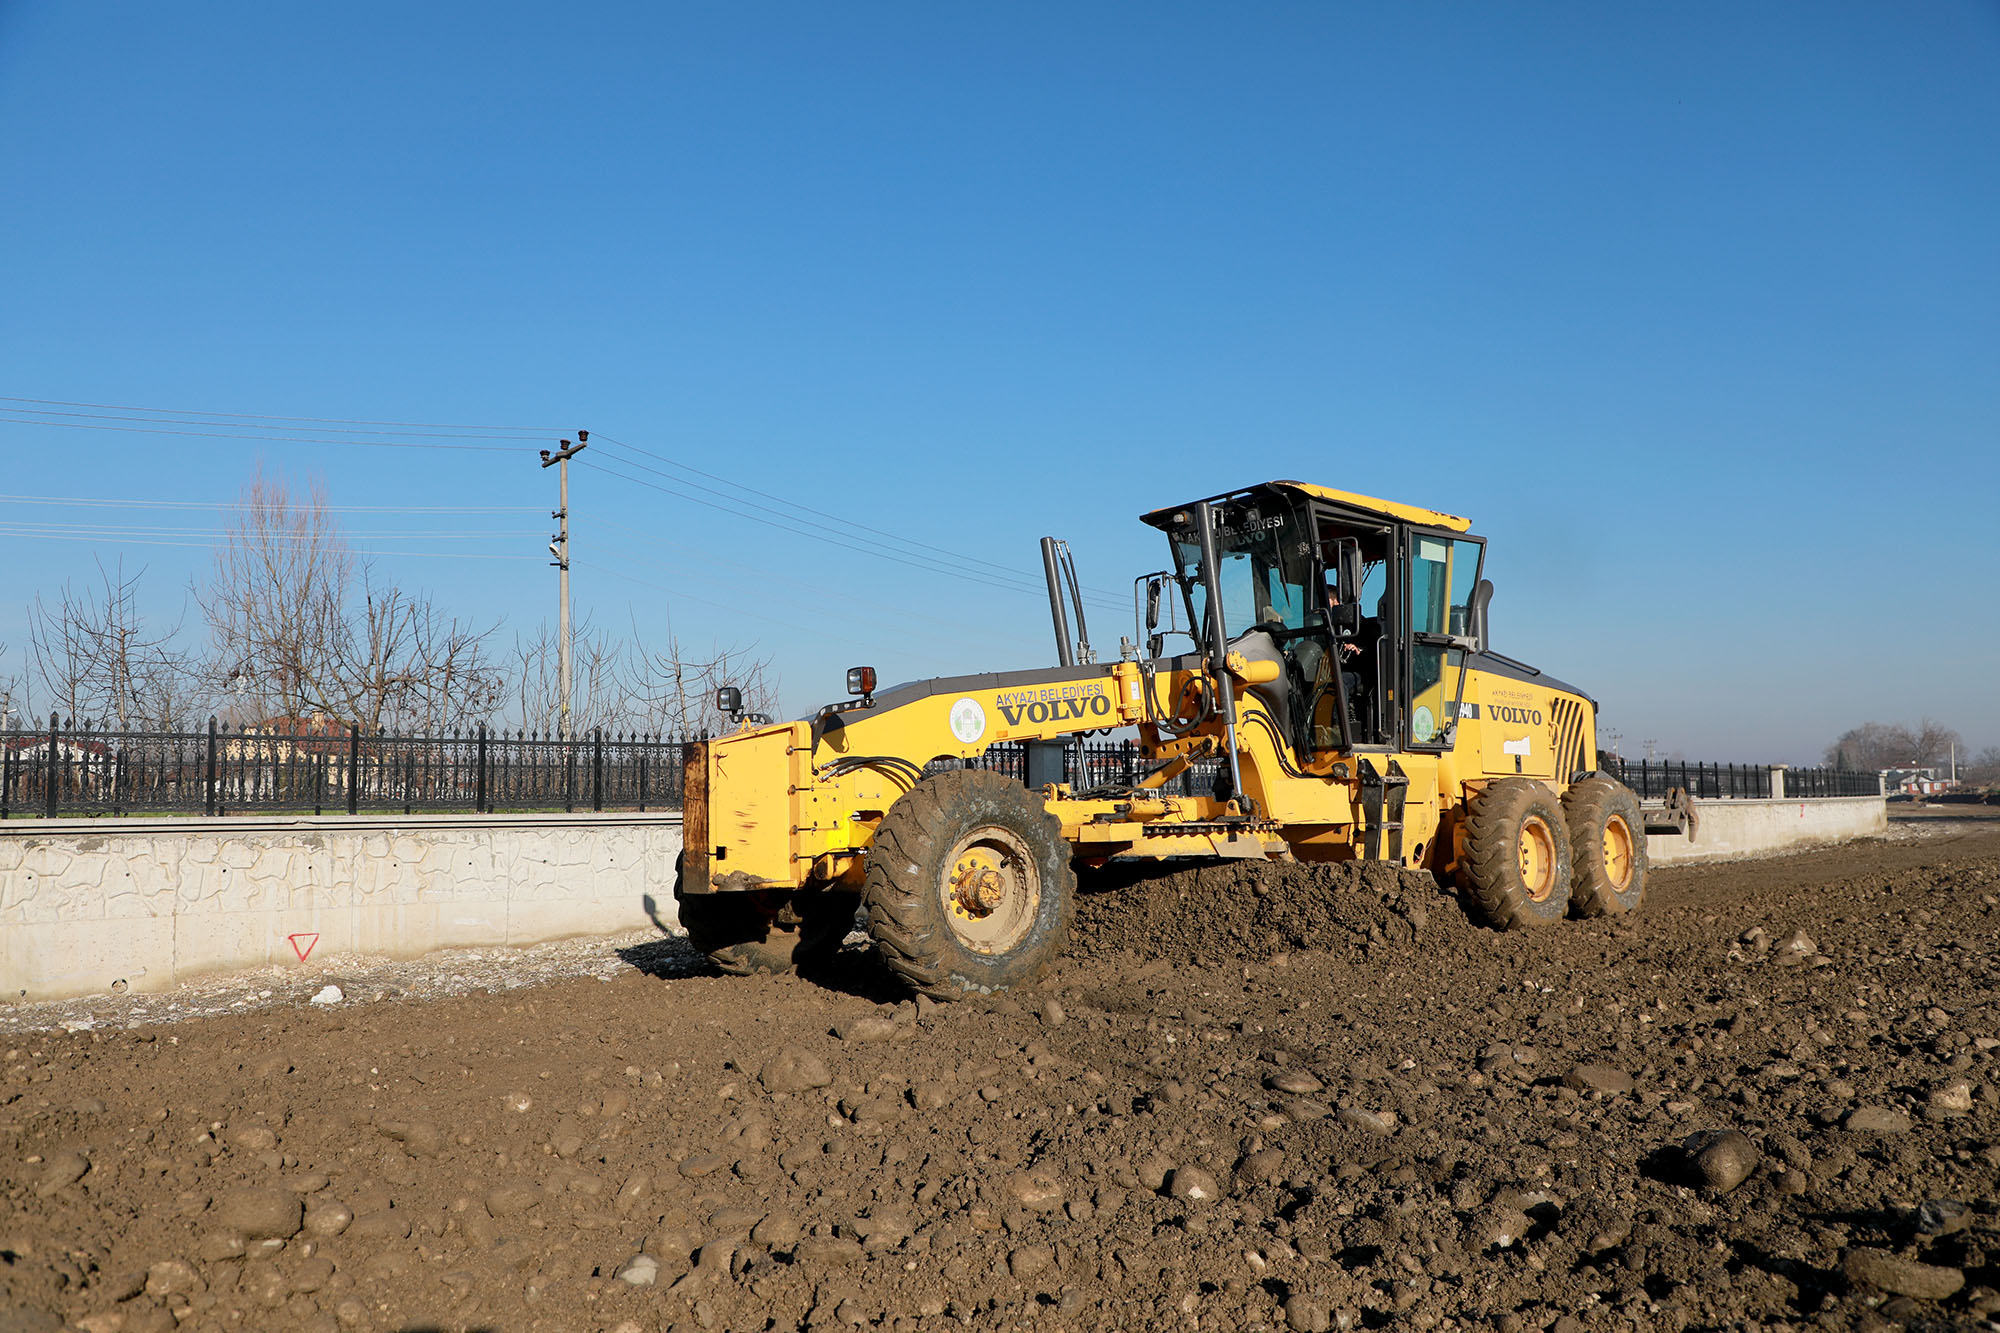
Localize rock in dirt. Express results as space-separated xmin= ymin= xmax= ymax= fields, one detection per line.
xmin=303 ymin=1201 xmax=352 ymax=1237
xmin=1167 ymin=1166 xmax=1220 ymax=1204
xmin=760 ymin=1046 xmax=833 ymax=1094
xmin=32 ymin=1150 xmax=88 ymax=1197
xmin=1927 ymin=1080 xmax=1973 ymax=1115
xmin=1916 ymin=1200 xmax=1972 ymax=1237
xmin=834 ymin=1013 xmax=903 ymax=1044
xmin=793 ymin=1236 xmax=863 ymax=1266
xmin=144 ymin=1260 xmax=204 ymax=1299
xmin=1236 ymin=1147 xmax=1286 ymax=1186
xmin=614 ymin=1253 xmax=659 ymax=1287
xmin=1845 ymin=1105 xmax=1912 ymax=1133
xmin=1336 ymin=1106 xmax=1395 ymax=1136
xmin=309 ymin=985 xmax=343 ymax=1005
xmin=212 ymin=1187 xmax=303 ymax=1239
xmin=1562 ymin=1063 xmax=1635 ymax=1095
xmin=1266 ymin=1069 xmax=1323 ymax=1094
xmin=483 ymin=1180 xmax=545 ymax=1217
xmin=1001 ymin=1169 xmax=1065 ymax=1211
xmin=1284 ymin=1294 xmax=1333 ymax=1333
xmin=1685 ymin=1129 xmax=1760 ymax=1193
xmin=1009 ymin=1244 xmax=1055 ymax=1279
xmin=1841 ymin=1248 xmax=1965 ymax=1300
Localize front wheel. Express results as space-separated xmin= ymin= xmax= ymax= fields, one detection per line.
xmin=863 ymin=769 xmax=1075 ymax=1000
xmin=1563 ymin=778 xmax=1648 ymax=916
xmin=1460 ymin=778 xmax=1573 ymax=929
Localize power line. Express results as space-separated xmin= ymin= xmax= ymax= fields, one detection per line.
xmin=0 ymin=395 xmax=560 ymax=434
xmin=0 ymin=521 xmax=537 ymax=539
xmin=577 ymin=455 xmax=1125 ymax=613
xmin=0 ymin=528 xmax=536 ymax=559
xmin=0 ymin=493 xmax=540 ymax=514
xmin=594 ymin=432 xmax=1129 ymax=603
xmin=0 ymin=406 xmax=546 ymax=442
xmin=0 ymin=416 xmax=524 ymax=454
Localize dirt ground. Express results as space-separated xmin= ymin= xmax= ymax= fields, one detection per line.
xmin=4 ymin=816 xmax=1999 ymax=1333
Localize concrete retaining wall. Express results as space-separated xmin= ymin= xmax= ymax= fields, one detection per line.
xmin=3 ymin=793 xmax=1887 ymax=1002
xmin=1647 ymin=796 xmax=1886 ymax=866
xmin=0 ymin=814 xmax=683 ymax=1003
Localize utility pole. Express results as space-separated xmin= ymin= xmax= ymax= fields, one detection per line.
xmin=540 ymin=430 xmax=588 ymax=739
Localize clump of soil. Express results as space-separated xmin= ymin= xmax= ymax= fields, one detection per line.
xmin=1073 ymin=857 xmax=1474 ymax=965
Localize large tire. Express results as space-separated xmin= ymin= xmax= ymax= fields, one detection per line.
xmin=794 ymin=889 xmax=863 ymax=967
xmin=1461 ymin=778 xmax=1573 ymax=929
xmin=1563 ymin=778 xmax=1647 ymax=916
xmin=672 ymin=853 xmax=817 ymax=976
xmin=863 ymin=769 xmax=1075 ymax=1000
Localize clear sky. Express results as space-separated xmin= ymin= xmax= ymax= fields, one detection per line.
xmin=1 ymin=2 xmax=1995 ymax=761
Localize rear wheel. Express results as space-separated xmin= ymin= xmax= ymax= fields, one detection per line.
xmin=1461 ymin=778 xmax=1573 ymax=929
xmin=1563 ymin=777 xmax=1648 ymax=916
xmin=863 ymin=769 xmax=1075 ymax=1000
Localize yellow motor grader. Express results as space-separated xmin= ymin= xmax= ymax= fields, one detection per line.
xmin=675 ymin=480 xmax=1648 ymax=996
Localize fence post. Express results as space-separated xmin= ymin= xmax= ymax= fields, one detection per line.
xmin=638 ymin=749 xmax=649 ymax=813
xmin=45 ymin=712 xmax=59 ymax=818
xmin=348 ymin=725 xmax=360 ymax=815
xmin=1769 ymin=765 xmax=1785 ymax=799
xmin=205 ymin=715 xmax=218 ymax=816
xmin=592 ymin=728 xmax=604 ymax=813
xmin=476 ymin=723 xmax=489 ymax=814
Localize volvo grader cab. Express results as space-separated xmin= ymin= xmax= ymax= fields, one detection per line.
xmin=674 ymin=480 xmax=1648 ymax=998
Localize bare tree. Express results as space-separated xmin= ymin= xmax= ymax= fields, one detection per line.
xmin=25 ymin=559 xmax=207 ymax=728
xmin=1825 ymin=719 xmax=1963 ymax=772
xmin=1910 ymin=718 xmax=1964 ymax=771
xmin=1963 ymin=746 xmax=2000 ymax=786
xmin=0 ymin=642 xmax=26 ymax=730
xmin=509 ymin=616 xmax=632 ymax=735
xmin=203 ymin=468 xmax=502 ymax=731
xmin=1825 ymin=722 xmax=1916 ymax=772
xmin=625 ymin=632 xmax=778 ymax=737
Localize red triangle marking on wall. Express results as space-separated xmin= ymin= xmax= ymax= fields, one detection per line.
xmin=287 ymin=933 xmax=320 ymax=962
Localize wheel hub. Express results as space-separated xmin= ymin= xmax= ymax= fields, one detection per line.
xmin=950 ymin=855 xmax=1008 ymax=916
xmin=938 ymin=827 xmax=1041 ymax=955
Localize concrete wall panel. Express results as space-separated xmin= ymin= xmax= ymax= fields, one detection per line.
xmin=1647 ymin=796 xmax=1886 ymax=866
xmin=1 ymin=814 xmax=683 ymax=1002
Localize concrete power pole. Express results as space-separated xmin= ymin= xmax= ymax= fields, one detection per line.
xmin=540 ymin=431 xmax=588 ymax=739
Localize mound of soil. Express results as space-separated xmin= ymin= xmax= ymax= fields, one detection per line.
xmin=1073 ymin=858 xmax=1475 ymax=966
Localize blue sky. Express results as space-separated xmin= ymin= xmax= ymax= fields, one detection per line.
xmin=1 ymin=2 xmax=1994 ymax=761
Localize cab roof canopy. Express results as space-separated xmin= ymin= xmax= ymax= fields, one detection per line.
xmin=1141 ymin=480 xmax=1472 ymax=534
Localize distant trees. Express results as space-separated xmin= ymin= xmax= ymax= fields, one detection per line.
xmin=26 ymin=559 xmax=207 ymax=729
xmin=202 ymin=470 xmax=504 ymax=731
xmin=1825 ymin=718 xmax=1964 ymax=772
xmin=8 ymin=466 xmax=779 ymax=736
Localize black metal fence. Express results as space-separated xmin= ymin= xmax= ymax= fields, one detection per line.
xmin=2 ymin=714 xmax=1884 ymax=820
xmin=1602 ymin=757 xmax=1878 ymax=801
xmin=1 ymin=717 xmax=689 ymax=819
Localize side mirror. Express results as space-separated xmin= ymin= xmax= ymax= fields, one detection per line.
xmin=1144 ymin=576 xmax=1164 ymax=659
xmin=1468 ymin=579 xmax=1493 ymax=653
xmin=1339 ymin=541 xmax=1364 ymax=605
xmin=714 ymin=686 xmax=742 ymax=718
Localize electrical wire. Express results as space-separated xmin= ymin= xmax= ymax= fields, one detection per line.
xmin=0 ymin=395 xmax=561 ymax=433
xmin=594 ymin=433 xmax=1129 ymax=605
xmin=0 ymin=415 xmax=526 ymax=454
xmin=578 ymin=455 xmax=1128 ymax=614
xmin=0 ymin=493 xmax=542 ymax=514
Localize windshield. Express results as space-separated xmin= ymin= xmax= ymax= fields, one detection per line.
xmin=1172 ymin=500 xmax=1314 ymax=640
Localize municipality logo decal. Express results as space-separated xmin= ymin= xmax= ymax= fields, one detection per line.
xmin=949 ymin=698 xmax=986 ymax=743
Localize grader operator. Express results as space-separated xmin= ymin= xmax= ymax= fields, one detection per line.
xmin=674 ymin=480 xmax=1648 ymax=998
